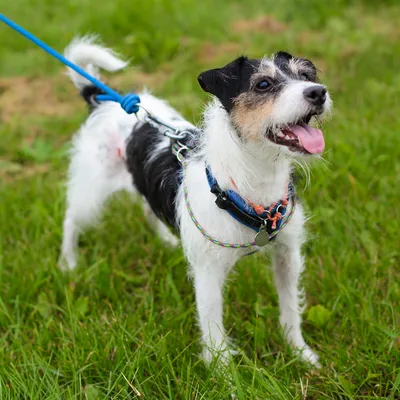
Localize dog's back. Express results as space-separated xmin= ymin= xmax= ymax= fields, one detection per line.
xmin=60 ymin=38 xmax=198 ymax=269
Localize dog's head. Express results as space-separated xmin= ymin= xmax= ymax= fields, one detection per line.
xmin=198 ymin=52 xmax=331 ymax=156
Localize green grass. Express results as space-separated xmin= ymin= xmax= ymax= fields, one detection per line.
xmin=1 ymin=0 xmax=400 ymax=398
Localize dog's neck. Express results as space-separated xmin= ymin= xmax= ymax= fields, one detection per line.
xmin=201 ymin=101 xmax=291 ymax=206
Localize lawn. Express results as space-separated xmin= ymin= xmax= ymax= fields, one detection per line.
xmin=0 ymin=0 xmax=399 ymax=398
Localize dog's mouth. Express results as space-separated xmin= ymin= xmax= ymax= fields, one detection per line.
xmin=266 ymin=114 xmax=325 ymax=154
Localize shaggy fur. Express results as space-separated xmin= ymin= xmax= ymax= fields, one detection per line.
xmin=59 ymin=37 xmax=332 ymax=367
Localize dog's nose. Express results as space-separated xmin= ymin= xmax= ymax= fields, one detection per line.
xmin=303 ymin=85 xmax=327 ymax=106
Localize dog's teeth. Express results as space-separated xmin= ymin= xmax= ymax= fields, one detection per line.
xmin=277 ymin=132 xmax=284 ymax=138
xmin=285 ymin=135 xmax=290 ymax=140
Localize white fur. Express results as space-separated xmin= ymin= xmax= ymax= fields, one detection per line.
xmin=59 ymin=38 xmax=331 ymax=370
xmin=59 ymin=92 xmax=187 ymax=270
xmin=271 ymin=81 xmax=332 ymax=126
xmin=64 ymin=36 xmax=128 ymax=89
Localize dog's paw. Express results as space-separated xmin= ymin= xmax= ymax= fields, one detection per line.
xmin=202 ymin=344 xmax=235 ymax=367
xmin=58 ymin=252 xmax=77 ymax=271
xmin=298 ymin=345 xmax=320 ymax=368
xmin=202 ymin=345 xmax=239 ymax=398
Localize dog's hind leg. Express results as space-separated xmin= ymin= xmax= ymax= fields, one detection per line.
xmin=59 ymin=122 xmax=135 ymax=270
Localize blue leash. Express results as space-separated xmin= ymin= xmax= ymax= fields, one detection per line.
xmin=0 ymin=14 xmax=140 ymax=114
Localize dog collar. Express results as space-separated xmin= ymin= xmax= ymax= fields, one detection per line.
xmin=205 ymin=166 xmax=295 ymax=244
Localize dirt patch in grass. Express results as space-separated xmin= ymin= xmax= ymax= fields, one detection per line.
xmin=0 ymin=67 xmax=173 ymax=123
xmin=0 ymin=74 xmax=80 ymax=123
xmin=232 ymin=15 xmax=287 ymax=34
xmin=111 ymin=66 xmax=173 ymax=91
xmin=0 ymin=158 xmax=50 ymax=183
xmin=197 ymin=42 xmax=241 ymax=64
xmin=359 ymin=10 xmax=400 ymax=41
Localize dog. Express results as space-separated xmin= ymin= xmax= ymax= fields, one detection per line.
xmin=59 ymin=37 xmax=332 ymax=367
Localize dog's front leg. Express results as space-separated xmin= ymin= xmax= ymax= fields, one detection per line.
xmin=191 ymin=261 xmax=232 ymax=365
xmin=272 ymin=242 xmax=319 ymax=366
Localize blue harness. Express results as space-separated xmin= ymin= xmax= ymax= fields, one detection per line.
xmin=205 ymin=166 xmax=294 ymax=239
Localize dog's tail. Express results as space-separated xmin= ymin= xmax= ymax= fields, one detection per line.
xmin=64 ymin=36 xmax=128 ymax=106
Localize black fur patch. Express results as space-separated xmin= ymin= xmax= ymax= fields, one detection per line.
xmin=274 ymin=51 xmax=318 ymax=82
xmin=126 ymin=123 xmax=197 ymax=231
xmin=274 ymin=51 xmax=294 ymax=72
xmin=80 ymin=84 xmax=127 ymax=111
xmin=80 ymin=85 xmax=105 ymax=110
xmin=197 ymin=53 xmax=321 ymax=112
xmin=198 ymin=56 xmax=260 ymax=112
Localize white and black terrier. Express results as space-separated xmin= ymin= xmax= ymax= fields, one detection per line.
xmin=59 ymin=37 xmax=332 ymax=367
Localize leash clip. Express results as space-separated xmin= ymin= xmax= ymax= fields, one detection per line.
xmin=144 ymin=113 xmax=188 ymax=140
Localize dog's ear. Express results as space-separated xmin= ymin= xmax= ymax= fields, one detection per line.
xmin=274 ymin=51 xmax=293 ymax=62
xmin=273 ymin=51 xmax=293 ymax=73
xmin=197 ymin=56 xmax=254 ymax=112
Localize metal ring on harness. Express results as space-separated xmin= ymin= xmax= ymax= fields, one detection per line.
xmin=175 ymin=145 xmax=189 ymax=163
xmin=163 ymin=128 xmax=187 ymax=141
xmin=176 ymin=130 xmax=194 ymax=140
xmin=134 ymin=104 xmax=151 ymax=124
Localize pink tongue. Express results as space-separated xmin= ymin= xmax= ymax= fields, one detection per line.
xmin=288 ymin=124 xmax=325 ymax=154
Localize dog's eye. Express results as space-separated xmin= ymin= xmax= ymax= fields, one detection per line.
xmin=300 ymin=72 xmax=309 ymax=81
xmin=255 ymin=80 xmax=270 ymax=91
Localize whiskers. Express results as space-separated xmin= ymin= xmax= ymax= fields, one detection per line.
xmin=293 ymin=158 xmax=311 ymax=190
xmin=315 ymin=149 xmax=332 ymax=171
xmin=314 ymin=115 xmax=323 ymax=128
xmin=311 ymin=115 xmax=331 ymax=172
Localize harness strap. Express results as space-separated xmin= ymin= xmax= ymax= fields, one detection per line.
xmin=205 ymin=166 xmax=295 ymax=239
xmin=181 ymin=161 xmax=297 ymax=249
xmin=206 ymin=168 xmax=264 ymax=232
